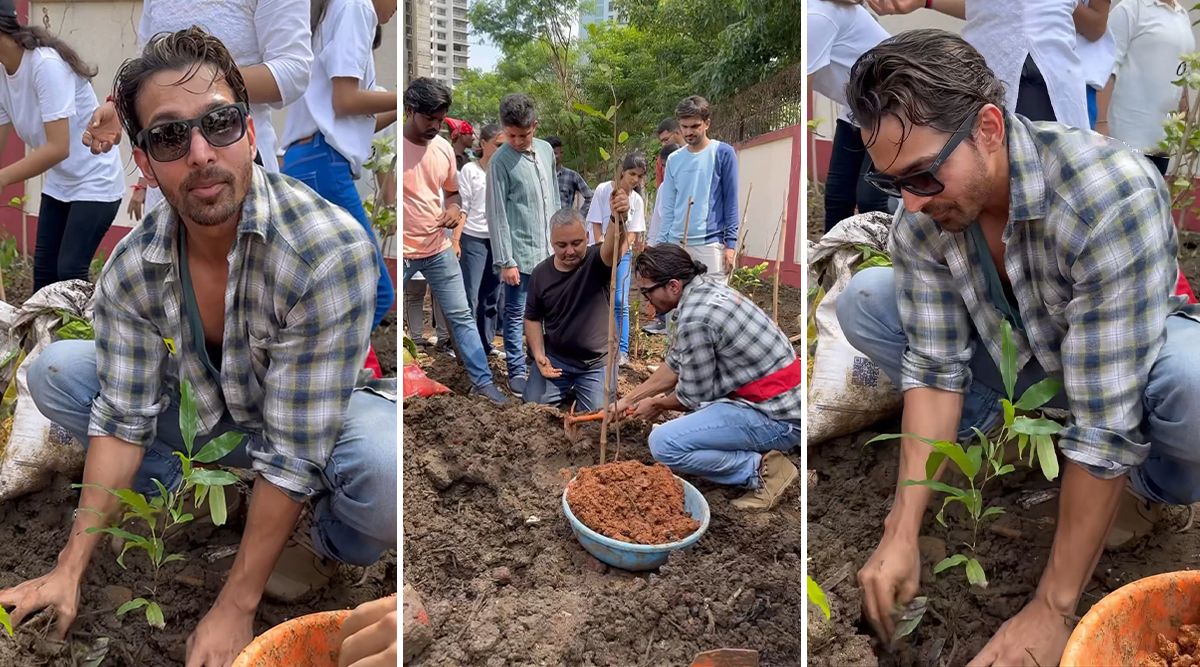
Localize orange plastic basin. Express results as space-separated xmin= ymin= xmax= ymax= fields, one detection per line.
xmin=1062 ymin=570 xmax=1200 ymax=666
xmin=233 ymin=609 xmax=351 ymax=667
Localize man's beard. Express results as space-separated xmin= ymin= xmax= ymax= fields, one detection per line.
xmin=163 ymin=162 xmax=251 ymax=227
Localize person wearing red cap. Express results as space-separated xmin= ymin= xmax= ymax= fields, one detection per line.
xmin=445 ymin=117 xmax=474 ymax=171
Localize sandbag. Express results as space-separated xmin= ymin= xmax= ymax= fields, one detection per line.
xmin=807 ymin=212 xmax=901 ymax=445
xmin=0 ymin=280 xmax=93 ymax=501
xmin=403 ymin=364 xmax=451 ymax=400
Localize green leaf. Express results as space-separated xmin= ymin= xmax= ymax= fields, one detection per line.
xmin=208 ymin=486 xmax=228 ymax=527
xmin=1012 ymin=416 xmax=1062 ymax=436
xmin=935 ymin=495 xmax=962 ymax=527
xmin=996 ymin=464 xmax=1016 ymax=476
xmin=1000 ymin=321 xmax=1017 ymax=400
xmin=893 ymin=596 xmax=927 ymax=641
xmin=1036 ymin=434 xmax=1060 ymax=481
xmin=865 ymin=433 xmax=903 ymax=446
xmin=174 ymin=451 xmax=193 ymax=479
xmin=806 ymin=575 xmax=831 ymax=620
xmin=117 ymin=597 xmax=149 ymax=616
xmin=617 ymin=130 xmax=629 ymax=144
xmin=145 ymin=601 xmax=165 ymax=629
xmin=162 ymin=553 xmax=186 ymax=565
xmin=933 ymin=554 xmax=968 ymax=574
xmin=605 ymin=104 xmax=617 ymax=120
xmin=1013 ymin=377 xmax=1063 ymax=411
xmin=925 ymin=451 xmax=946 ymax=481
xmin=87 ymin=526 xmax=148 ymax=546
xmin=0 ymin=606 xmax=11 ymax=637
xmin=7 ymin=196 xmax=22 ymax=208
xmin=1001 ymin=398 xmax=1016 ymax=428
xmin=965 ymin=444 xmax=983 ymax=478
xmin=194 ymin=432 xmax=244 ymax=464
xmin=1017 ymin=433 xmax=1029 ymax=458
xmin=965 ymin=558 xmax=988 ymax=588
xmin=598 ymin=146 xmax=611 ymax=161
xmin=572 ymin=101 xmax=606 ymax=120
xmin=930 ymin=440 xmax=979 ymax=479
xmin=151 ymin=478 xmax=171 ymax=504
xmin=188 ymin=469 xmax=239 ymax=486
xmin=194 ymin=484 xmax=209 ymax=508
xmin=114 ymin=488 xmax=156 ymax=521
xmin=981 ymin=506 xmax=1006 ymax=520
xmin=900 ymin=479 xmax=968 ymax=498
xmin=180 ymin=379 xmax=198 ymax=455
xmin=55 ymin=313 xmax=95 ymax=341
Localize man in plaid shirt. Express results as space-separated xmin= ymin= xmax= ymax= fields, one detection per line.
xmin=615 ymin=245 xmax=801 ymax=511
xmin=838 ymin=30 xmax=1200 ymax=666
xmin=0 ymin=29 xmax=396 ymax=664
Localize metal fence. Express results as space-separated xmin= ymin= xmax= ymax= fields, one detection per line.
xmin=708 ymin=62 xmax=803 ymax=145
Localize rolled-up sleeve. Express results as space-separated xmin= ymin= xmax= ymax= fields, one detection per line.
xmin=255 ymin=0 xmax=314 ymax=108
xmin=1058 ymin=186 xmax=1173 ymax=479
xmin=251 ymin=238 xmax=377 ymax=501
xmin=90 ymin=246 xmax=171 ymax=445
xmin=891 ymin=214 xmax=975 ymax=393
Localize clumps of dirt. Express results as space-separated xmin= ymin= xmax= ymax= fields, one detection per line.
xmin=1143 ymin=626 xmax=1200 ymax=667
xmin=567 ymin=461 xmax=699 ymax=544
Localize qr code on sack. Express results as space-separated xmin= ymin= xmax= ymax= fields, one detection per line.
xmin=851 ymin=356 xmax=880 ymax=388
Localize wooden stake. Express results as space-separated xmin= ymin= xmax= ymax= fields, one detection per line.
xmin=772 ymin=210 xmax=787 ymax=324
xmin=680 ymin=196 xmax=694 ymax=248
xmin=727 ymin=184 xmax=753 ymax=280
xmin=600 ymin=173 xmax=627 ymax=465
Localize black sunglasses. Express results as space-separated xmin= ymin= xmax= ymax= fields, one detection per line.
xmin=864 ymin=110 xmax=980 ymax=198
xmin=137 ymin=103 xmax=250 ymax=162
xmin=638 ymin=280 xmax=671 ymax=298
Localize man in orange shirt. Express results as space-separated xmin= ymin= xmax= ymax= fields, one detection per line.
xmin=402 ymin=78 xmax=507 ymax=403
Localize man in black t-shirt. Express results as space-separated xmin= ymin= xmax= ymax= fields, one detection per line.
xmin=524 ymin=190 xmax=630 ymax=411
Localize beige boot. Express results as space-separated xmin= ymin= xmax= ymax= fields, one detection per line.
xmin=264 ymin=509 xmax=338 ymax=603
xmin=732 ymin=451 xmax=799 ymax=511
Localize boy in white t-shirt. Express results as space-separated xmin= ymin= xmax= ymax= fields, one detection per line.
xmin=586 ymin=153 xmax=647 ymax=365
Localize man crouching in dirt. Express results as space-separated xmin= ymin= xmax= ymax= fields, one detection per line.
xmin=613 ymin=244 xmax=801 ymax=511
xmin=837 ymin=30 xmax=1200 ymax=666
xmin=0 ymin=28 xmax=396 ymax=666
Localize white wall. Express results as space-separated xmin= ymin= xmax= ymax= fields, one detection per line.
xmin=736 ymin=135 xmax=795 ymax=262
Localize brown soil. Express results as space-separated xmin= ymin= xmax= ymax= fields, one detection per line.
xmin=808 ymin=426 xmax=1200 ymax=667
xmin=1143 ymin=626 xmax=1200 ymax=667
xmin=567 ymin=461 xmax=700 ymax=545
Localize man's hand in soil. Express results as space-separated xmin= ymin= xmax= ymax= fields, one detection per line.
xmin=535 ymin=355 xmax=562 ymax=379
xmin=628 ymin=396 xmax=665 ymax=421
xmin=0 ymin=567 xmax=82 ymax=640
xmin=966 ymin=597 xmax=1072 ymax=667
xmin=337 ymin=595 xmax=398 ymax=667
xmin=857 ymin=533 xmax=921 ymax=643
xmin=185 ymin=601 xmax=255 ymax=667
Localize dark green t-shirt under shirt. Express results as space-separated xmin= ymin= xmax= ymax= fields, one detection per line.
xmin=968 ymin=222 xmax=1025 ymax=333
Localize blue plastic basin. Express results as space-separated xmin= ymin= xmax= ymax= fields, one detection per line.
xmin=562 ymin=474 xmax=710 ymax=571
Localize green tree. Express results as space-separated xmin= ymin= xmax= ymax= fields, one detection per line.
xmin=469 ymin=0 xmax=585 ymax=109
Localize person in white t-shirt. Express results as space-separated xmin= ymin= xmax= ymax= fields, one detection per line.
xmin=586 ymin=152 xmax=647 ymax=366
xmin=280 ymin=0 xmax=398 ymax=329
xmin=1099 ymin=0 xmax=1194 ymax=175
xmin=456 ymin=122 xmax=506 ymax=356
xmin=0 ymin=2 xmax=123 ymax=291
xmin=808 ymin=0 xmax=891 ymax=232
xmin=1074 ymin=0 xmax=1114 ymax=130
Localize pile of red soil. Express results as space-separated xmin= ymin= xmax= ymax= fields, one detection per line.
xmin=1142 ymin=626 xmax=1200 ymax=667
xmin=566 ymin=460 xmax=699 ymax=545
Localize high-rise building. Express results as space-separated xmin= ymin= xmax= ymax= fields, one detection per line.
xmin=430 ymin=0 xmax=470 ymax=88
xmin=405 ymin=0 xmax=432 ymax=85
xmin=578 ymin=0 xmax=619 ymax=38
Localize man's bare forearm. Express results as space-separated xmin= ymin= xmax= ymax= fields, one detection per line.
xmin=215 ymin=476 xmax=303 ymax=613
xmin=883 ymin=387 xmax=963 ymax=540
xmin=59 ymin=436 xmax=145 ymax=577
xmin=525 ymin=320 xmax=547 ymax=361
xmin=626 ymin=364 xmax=679 ymax=403
xmin=1037 ymin=463 xmax=1124 ymax=615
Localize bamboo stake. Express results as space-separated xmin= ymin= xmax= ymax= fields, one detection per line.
xmin=772 ymin=209 xmax=787 ymax=324
xmin=680 ymin=197 xmax=694 ymax=248
xmin=600 ymin=174 xmax=627 ymax=465
xmin=727 ymin=184 xmax=753 ymax=280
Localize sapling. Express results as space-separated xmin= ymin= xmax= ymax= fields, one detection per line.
xmin=75 ymin=378 xmax=243 ymax=631
xmin=869 ymin=321 xmax=1065 ymax=590
xmin=806 ymin=574 xmax=831 ymax=620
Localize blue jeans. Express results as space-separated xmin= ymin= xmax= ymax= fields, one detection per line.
xmin=503 ymin=277 xmax=531 ymax=379
xmin=837 ymin=267 xmax=1200 ymax=505
xmin=615 ymin=250 xmax=631 ymax=355
xmin=459 ymin=234 xmax=501 ymax=352
xmin=525 ymin=350 xmax=610 ymax=412
xmin=281 ymin=133 xmax=395 ymax=329
xmin=28 ymin=340 xmax=397 ymax=566
xmin=1086 ymin=86 xmax=1098 ymax=130
xmin=648 ymin=402 xmax=802 ymax=488
xmin=403 ymin=249 xmax=496 ymax=389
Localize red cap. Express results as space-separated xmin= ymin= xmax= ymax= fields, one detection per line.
xmin=444 ymin=117 xmax=474 ymax=138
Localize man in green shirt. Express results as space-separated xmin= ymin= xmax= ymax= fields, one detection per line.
xmin=486 ymin=93 xmax=559 ymax=397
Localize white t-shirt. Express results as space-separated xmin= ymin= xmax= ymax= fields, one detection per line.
xmin=586 ymin=180 xmax=646 ymax=244
xmin=963 ymin=0 xmax=1089 ymax=130
xmin=1076 ymin=0 xmax=1117 ymax=89
xmin=1109 ymin=0 xmax=1194 ymax=153
xmin=280 ymin=0 xmax=379 ymax=177
xmin=0 ymin=48 xmax=123 ymax=202
xmin=807 ymin=0 xmax=889 ymax=120
xmin=459 ymin=160 xmax=489 ymax=239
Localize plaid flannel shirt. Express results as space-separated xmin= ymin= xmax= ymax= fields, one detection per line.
xmin=665 ymin=275 xmax=802 ymax=423
xmin=89 ymin=168 xmax=379 ymax=501
xmin=891 ymin=113 xmax=1200 ymax=479
xmin=556 ymin=165 xmax=593 ymax=212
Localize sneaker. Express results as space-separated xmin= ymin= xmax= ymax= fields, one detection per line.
xmin=264 ymin=509 xmax=338 ymax=603
xmin=508 ymin=375 xmax=527 ymax=398
xmin=641 ymin=320 xmax=667 ymax=335
xmin=489 ymin=347 xmax=505 ymax=358
xmin=732 ymin=451 xmax=799 ymax=511
xmin=1105 ymin=488 xmax=1162 ymax=549
xmin=470 ymin=383 xmax=511 ymax=405
xmin=434 ymin=341 xmax=456 ymax=359
xmin=619 ymin=352 xmax=630 ymax=368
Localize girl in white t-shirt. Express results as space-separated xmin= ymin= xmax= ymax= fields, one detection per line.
xmin=280 ymin=0 xmax=398 ymax=329
xmin=0 ymin=5 xmax=123 ymax=291
xmin=586 ymin=153 xmax=647 ymax=365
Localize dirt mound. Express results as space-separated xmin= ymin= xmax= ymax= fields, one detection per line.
xmin=568 ymin=461 xmax=699 ymax=544
xmin=403 ymin=394 xmax=803 ymax=666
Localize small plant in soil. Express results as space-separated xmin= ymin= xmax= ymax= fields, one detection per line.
xmin=75 ymin=379 xmax=243 ymax=632
xmin=806 ymin=574 xmax=831 ymax=620
xmin=869 ymin=321 xmax=1064 ymax=590
xmin=730 ymin=261 xmax=768 ymax=298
